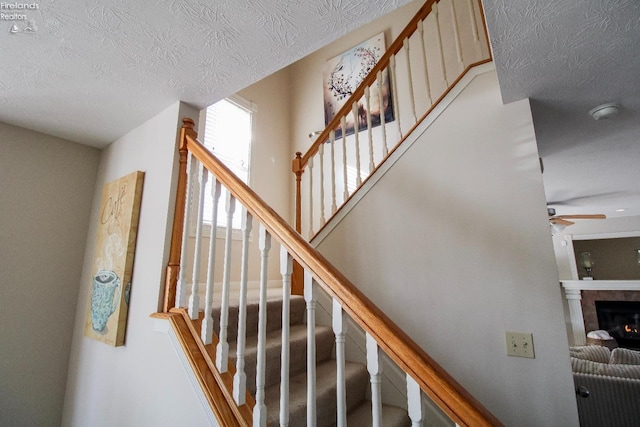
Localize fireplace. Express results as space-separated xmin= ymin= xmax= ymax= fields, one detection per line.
xmin=595 ymin=300 xmax=640 ymax=349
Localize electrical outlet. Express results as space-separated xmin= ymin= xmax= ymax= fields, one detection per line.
xmin=506 ymin=332 xmax=535 ymax=359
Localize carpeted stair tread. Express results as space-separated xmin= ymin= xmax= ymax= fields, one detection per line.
xmin=202 ymin=294 xmax=410 ymax=425
xmin=210 ymin=294 xmax=305 ymax=342
xmin=346 ymin=401 xmax=411 ymax=426
xmin=264 ymin=359 xmax=369 ymax=427
xmin=229 ymin=323 xmax=334 ymax=393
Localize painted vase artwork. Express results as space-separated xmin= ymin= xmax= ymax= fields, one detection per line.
xmin=84 ymin=171 xmax=144 ymax=346
xmin=91 ymin=270 xmax=121 ymax=332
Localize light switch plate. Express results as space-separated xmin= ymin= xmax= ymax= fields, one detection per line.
xmin=506 ymin=331 xmax=535 ymax=358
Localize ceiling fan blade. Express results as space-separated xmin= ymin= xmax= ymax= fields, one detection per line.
xmin=555 ymin=214 xmax=606 ymax=220
xmin=550 ymin=218 xmax=575 ymax=226
xmin=546 ymin=191 xmax=627 ymax=207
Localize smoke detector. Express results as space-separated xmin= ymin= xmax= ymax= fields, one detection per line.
xmin=589 ymin=103 xmax=619 ymax=120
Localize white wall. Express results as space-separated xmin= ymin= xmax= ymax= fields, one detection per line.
xmin=314 ymin=70 xmax=580 ymax=426
xmin=61 ymin=102 xmax=211 ymax=426
xmin=0 ymin=123 xmax=100 ymax=427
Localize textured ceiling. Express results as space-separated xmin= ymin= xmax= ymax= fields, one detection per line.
xmin=3 ymin=0 xmax=640 ymax=222
xmin=483 ymin=0 xmax=640 ymax=220
xmin=0 ymin=0 xmax=411 ymax=147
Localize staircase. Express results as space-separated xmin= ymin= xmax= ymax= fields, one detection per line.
xmin=201 ymin=289 xmax=410 ymax=426
xmin=156 ymin=0 xmax=503 ymax=425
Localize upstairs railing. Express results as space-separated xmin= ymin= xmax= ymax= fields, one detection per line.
xmin=159 ymin=118 xmax=502 ymax=426
xmin=292 ymin=0 xmax=491 ymax=238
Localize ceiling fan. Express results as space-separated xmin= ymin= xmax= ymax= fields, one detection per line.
xmin=548 ymin=207 xmax=606 ymax=227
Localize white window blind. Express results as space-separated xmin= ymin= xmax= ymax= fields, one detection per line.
xmin=201 ymin=97 xmax=253 ymax=229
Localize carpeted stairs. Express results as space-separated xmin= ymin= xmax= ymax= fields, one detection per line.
xmin=210 ymin=289 xmax=411 ymax=426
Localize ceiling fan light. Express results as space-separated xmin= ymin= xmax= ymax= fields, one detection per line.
xmin=589 ymin=103 xmax=619 ymax=120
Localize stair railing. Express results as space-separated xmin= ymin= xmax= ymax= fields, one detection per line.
xmin=292 ymin=0 xmax=491 ymax=239
xmin=159 ymin=118 xmax=502 ymax=426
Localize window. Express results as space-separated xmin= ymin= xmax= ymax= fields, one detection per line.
xmin=201 ymin=96 xmax=254 ymax=230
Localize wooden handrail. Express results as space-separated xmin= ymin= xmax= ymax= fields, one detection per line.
xmin=291 ymin=0 xmax=492 ymax=239
xmin=184 ymin=128 xmax=503 ymax=427
xmin=292 ymin=0 xmax=437 ymax=175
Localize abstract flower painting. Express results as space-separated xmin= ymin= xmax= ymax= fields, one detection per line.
xmin=323 ymin=32 xmax=394 ymax=138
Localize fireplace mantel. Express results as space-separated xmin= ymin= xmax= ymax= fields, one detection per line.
xmin=561 ymin=280 xmax=640 ymax=345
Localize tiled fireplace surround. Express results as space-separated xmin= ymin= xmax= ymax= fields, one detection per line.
xmin=562 ymin=281 xmax=640 ymax=346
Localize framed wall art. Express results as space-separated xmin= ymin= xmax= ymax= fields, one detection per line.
xmin=322 ymin=32 xmax=394 ymax=138
xmin=84 ymin=171 xmax=144 ymax=347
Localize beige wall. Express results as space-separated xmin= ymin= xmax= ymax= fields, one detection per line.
xmin=286 ymin=0 xmax=424 ymax=227
xmin=62 ymin=102 xmax=211 ymax=426
xmin=572 ymin=237 xmax=640 ymax=280
xmin=186 ymin=70 xmax=292 ymax=285
xmin=553 ymin=215 xmax=640 ymax=280
xmin=288 ymin=0 xmax=424 ymax=158
xmin=0 ymin=123 xmax=100 ymax=426
xmin=314 ymin=69 xmax=580 ymax=425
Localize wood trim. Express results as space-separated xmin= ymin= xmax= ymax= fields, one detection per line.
xmin=186 ymin=135 xmax=502 ymax=426
xmin=150 ymin=312 xmax=178 ymax=320
xmin=292 ymin=151 xmax=303 ymax=234
xmin=162 ymin=119 xmax=196 ymax=312
xmin=291 ymin=261 xmax=304 ymax=296
xmin=169 ymin=308 xmax=255 ymax=427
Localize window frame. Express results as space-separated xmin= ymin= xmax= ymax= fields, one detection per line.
xmin=191 ymin=94 xmax=257 ymax=240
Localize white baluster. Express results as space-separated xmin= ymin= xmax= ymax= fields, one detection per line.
xmin=201 ymin=178 xmax=222 ymax=345
xmin=330 ymin=130 xmax=337 ymax=215
xmin=333 ymin=299 xmax=347 ymax=427
xmin=467 ymin=0 xmax=480 ymax=42
xmin=433 ymin=3 xmax=449 ymax=86
xmin=352 ymin=101 xmax=362 ymax=187
xmin=450 ymin=0 xmax=464 ymax=67
xmin=366 ymin=333 xmax=383 ymax=427
xmin=341 ymin=117 xmax=349 ymax=202
xmin=365 ymin=86 xmax=375 ymax=172
xmin=189 ymin=162 xmax=208 ymax=320
xmin=280 ymin=248 xmax=293 ymax=427
xmin=216 ymin=191 xmax=236 ymax=373
xmin=304 ymin=271 xmax=318 ymax=427
xmin=319 ymin=142 xmax=326 ymax=226
xmin=467 ymin=0 xmax=483 ymax=60
xmin=389 ymin=55 xmax=403 ymax=139
xmin=376 ymin=71 xmax=389 ymax=157
xmin=403 ymin=37 xmax=418 ymax=124
xmin=233 ymin=209 xmax=252 ymax=405
xmin=176 ymin=153 xmax=197 ymax=308
xmin=407 ymin=374 xmax=425 ymax=427
xmin=417 ymin=20 xmax=433 ymax=105
xmin=308 ymin=156 xmax=314 ymax=239
xmin=253 ymin=226 xmax=271 ymax=427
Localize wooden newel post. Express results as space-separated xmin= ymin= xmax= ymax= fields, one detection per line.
xmin=291 ymin=151 xmax=304 ymax=295
xmin=163 ymin=118 xmax=198 ymax=312
xmin=292 ymin=151 xmax=304 ymax=234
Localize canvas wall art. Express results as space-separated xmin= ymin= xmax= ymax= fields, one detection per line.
xmin=323 ymin=32 xmax=394 ymax=138
xmin=84 ymin=171 xmax=144 ymax=346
